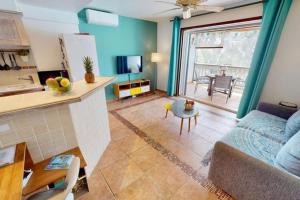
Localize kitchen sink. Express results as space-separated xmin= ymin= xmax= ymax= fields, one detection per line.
xmin=0 ymin=84 xmax=44 ymax=96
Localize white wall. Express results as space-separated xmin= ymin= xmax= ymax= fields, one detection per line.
xmin=260 ymin=0 xmax=300 ymax=106
xmin=156 ymin=3 xmax=262 ymax=91
xmin=69 ymin=88 xmax=110 ymax=176
xmin=157 ymin=18 xmax=172 ymax=91
xmin=0 ymin=0 xmax=19 ymax=12
xmin=17 ymin=4 xmax=80 ymax=71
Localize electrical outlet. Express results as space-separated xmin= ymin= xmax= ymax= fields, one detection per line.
xmin=0 ymin=124 xmax=10 ymax=134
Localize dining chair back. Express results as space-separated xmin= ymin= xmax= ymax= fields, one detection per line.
xmin=211 ymin=75 xmax=233 ymax=103
xmin=214 ymin=75 xmax=232 ymax=89
xmin=193 ymin=67 xmax=210 ymax=94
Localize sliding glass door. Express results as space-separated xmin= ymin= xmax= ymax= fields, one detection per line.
xmin=178 ymin=20 xmax=260 ymax=112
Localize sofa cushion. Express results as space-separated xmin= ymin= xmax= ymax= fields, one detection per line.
xmin=237 ymin=110 xmax=288 ymax=144
xmin=275 ymin=130 xmax=300 ymax=177
xmin=222 ymin=127 xmax=283 ymax=165
xmin=285 ymin=110 xmax=300 ymax=139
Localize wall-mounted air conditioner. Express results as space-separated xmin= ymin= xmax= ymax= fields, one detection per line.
xmin=86 ymin=9 xmax=119 ymax=27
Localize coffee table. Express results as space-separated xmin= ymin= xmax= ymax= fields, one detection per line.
xmin=171 ymin=99 xmax=200 ymax=135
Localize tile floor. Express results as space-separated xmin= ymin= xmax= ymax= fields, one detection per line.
xmin=78 ymin=93 xmax=237 ymax=200
xmin=185 ymin=82 xmax=242 ymax=112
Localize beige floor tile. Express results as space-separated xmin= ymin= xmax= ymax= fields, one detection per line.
xmin=78 ymin=169 xmax=114 ymax=200
xmin=101 ymin=157 xmax=144 ymax=194
xmin=129 ymin=145 xmax=166 ymax=172
xmin=113 ymin=134 xmax=147 ymax=154
xmin=110 ymin=126 xmax=134 ymax=141
xmin=145 ymin=159 xmax=190 ymax=195
xmin=170 ymin=178 xmax=218 ymax=200
xmin=99 ymin=142 xmax=128 ymax=169
xmin=156 ymin=136 xmax=202 ymax=170
xmin=116 ymin=175 xmax=169 ymax=200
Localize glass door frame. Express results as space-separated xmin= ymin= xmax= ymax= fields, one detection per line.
xmin=175 ymin=17 xmax=262 ymax=112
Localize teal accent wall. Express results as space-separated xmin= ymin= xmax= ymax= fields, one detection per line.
xmin=78 ymin=9 xmax=157 ymax=99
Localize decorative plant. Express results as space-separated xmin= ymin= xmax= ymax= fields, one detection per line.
xmin=83 ymin=56 xmax=95 ymax=83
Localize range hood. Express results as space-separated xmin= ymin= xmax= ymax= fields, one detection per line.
xmin=0 ymin=10 xmax=30 ymax=50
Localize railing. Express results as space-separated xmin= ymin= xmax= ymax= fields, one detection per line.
xmin=193 ymin=63 xmax=250 ymax=89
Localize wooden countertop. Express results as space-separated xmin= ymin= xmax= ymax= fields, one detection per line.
xmin=0 ymin=76 xmax=114 ymax=116
xmin=0 ymin=143 xmax=26 ymax=200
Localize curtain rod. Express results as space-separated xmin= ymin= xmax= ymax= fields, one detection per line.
xmin=169 ymin=0 xmax=265 ymax=22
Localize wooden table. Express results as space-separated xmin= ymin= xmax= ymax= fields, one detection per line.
xmin=0 ymin=143 xmax=32 ymax=200
xmin=23 ymin=147 xmax=87 ymax=196
xmin=0 ymin=143 xmax=87 ymax=200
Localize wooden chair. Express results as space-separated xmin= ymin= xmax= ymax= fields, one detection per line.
xmin=211 ymin=75 xmax=233 ymax=103
xmin=27 ymin=157 xmax=80 ymax=200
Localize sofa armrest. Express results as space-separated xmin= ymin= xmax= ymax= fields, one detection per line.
xmin=208 ymin=141 xmax=300 ymax=200
xmin=257 ymin=102 xmax=297 ymax=120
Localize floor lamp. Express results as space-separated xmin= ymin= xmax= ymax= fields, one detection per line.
xmin=151 ymin=53 xmax=162 ymax=91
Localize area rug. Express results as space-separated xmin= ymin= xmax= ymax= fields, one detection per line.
xmin=201 ymin=149 xmax=213 ymax=167
xmin=109 ymin=96 xmax=233 ymax=200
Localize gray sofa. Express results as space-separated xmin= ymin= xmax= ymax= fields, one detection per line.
xmin=208 ymin=102 xmax=300 ymax=200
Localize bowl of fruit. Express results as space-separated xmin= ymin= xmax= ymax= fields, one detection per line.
xmin=46 ymin=77 xmax=71 ymax=95
xmin=184 ymin=100 xmax=195 ymax=111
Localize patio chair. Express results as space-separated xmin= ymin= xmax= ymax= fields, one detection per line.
xmin=211 ymin=75 xmax=233 ymax=103
xmin=193 ymin=67 xmax=210 ymax=94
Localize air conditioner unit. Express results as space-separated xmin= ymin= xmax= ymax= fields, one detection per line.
xmin=86 ymin=9 xmax=119 ymax=27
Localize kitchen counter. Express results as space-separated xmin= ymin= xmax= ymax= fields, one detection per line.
xmin=0 ymin=76 xmax=114 ymax=116
xmin=0 ymin=76 xmax=114 ymax=180
xmin=0 ymin=84 xmax=44 ymax=97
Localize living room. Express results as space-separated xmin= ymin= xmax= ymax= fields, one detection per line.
xmin=0 ymin=0 xmax=299 ymax=200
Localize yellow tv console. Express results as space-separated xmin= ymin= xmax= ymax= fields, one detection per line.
xmin=114 ymin=79 xmax=150 ymax=99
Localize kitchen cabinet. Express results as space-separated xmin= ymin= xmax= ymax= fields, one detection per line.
xmin=0 ymin=11 xmax=30 ymax=49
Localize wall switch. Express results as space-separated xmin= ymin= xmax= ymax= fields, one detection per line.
xmin=0 ymin=124 xmax=10 ymax=134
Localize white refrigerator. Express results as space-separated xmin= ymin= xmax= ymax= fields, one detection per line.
xmin=59 ymin=34 xmax=100 ymax=81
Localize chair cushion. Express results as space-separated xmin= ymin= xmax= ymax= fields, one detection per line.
xmin=222 ymin=127 xmax=283 ymax=165
xmin=285 ymin=110 xmax=300 ymax=139
xmin=275 ymin=130 xmax=300 ymax=177
xmin=237 ymin=110 xmax=288 ymax=144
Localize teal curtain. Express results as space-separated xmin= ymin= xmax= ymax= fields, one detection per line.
xmin=237 ymin=0 xmax=293 ymax=118
xmin=167 ymin=17 xmax=181 ymax=96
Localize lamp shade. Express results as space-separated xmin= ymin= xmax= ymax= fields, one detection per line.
xmin=151 ymin=53 xmax=162 ymax=63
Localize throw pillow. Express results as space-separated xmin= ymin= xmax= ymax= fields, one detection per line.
xmin=285 ymin=110 xmax=300 ymax=138
xmin=275 ymin=130 xmax=300 ymax=177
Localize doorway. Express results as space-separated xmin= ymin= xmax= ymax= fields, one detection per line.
xmin=178 ymin=19 xmax=261 ymax=113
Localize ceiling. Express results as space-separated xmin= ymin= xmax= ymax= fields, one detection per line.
xmin=16 ymin=0 xmax=261 ymax=21
xmin=16 ymin=0 xmax=92 ymax=12
xmin=88 ymin=0 xmax=261 ymax=21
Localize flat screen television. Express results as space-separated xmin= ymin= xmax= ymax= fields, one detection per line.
xmin=117 ymin=56 xmax=142 ymax=74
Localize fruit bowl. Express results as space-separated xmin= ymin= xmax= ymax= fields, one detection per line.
xmin=46 ymin=77 xmax=72 ymax=95
xmin=184 ymin=100 xmax=195 ymax=111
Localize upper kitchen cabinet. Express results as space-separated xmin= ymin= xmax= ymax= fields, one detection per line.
xmin=0 ymin=11 xmax=30 ymax=49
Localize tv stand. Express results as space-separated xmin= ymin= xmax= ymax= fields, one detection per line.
xmin=114 ymin=79 xmax=150 ymax=99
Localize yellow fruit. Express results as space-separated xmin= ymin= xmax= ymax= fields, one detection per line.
xmin=46 ymin=78 xmax=59 ymax=89
xmin=60 ymin=78 xmax=70 ymax=87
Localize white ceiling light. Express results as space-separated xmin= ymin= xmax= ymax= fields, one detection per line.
xmin=182 ymin=6 xmax=191 ymax=19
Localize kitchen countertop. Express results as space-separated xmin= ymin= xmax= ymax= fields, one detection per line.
xmin=0 ymin=84 xmax=44 ymax=97
xmin=0 ymin=76 xmax=115 ymax=116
